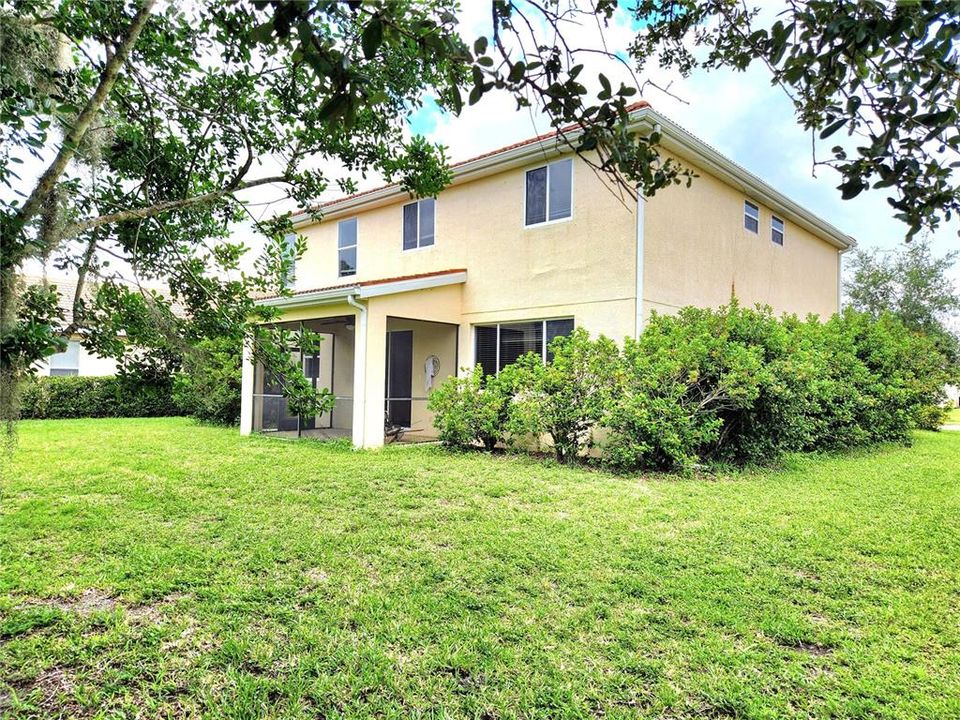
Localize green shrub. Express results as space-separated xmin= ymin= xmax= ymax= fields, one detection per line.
xmin=915 ymin=404 xmax=947 ymax=431
xmin=427 ymin=364 xmax=514 ymax=450
xmin=602 ymin=304 xmax=951 ymax=472
xmin=19 ymin=374 xmax=180 ymax=420
xmin=603 ymin=305 xmax=765 ymax=472
xmin=173 ymin=337 xmax=242 ymax=425
xmin=506 ymin=329 xmax=619 ymax=463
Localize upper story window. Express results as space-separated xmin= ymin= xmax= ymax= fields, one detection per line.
xmin=403 ymin=198 xmax=435 ymax=251
xmin=338 ymin=218 xmax=357 ymax=277
xmin=282 ymin=233 xmax=296 ymax=288
xmin=771 ymin=216 xmax=784 ymax=246
xmin=474 ymin=318 xmax=575 ymax=376
xmin=525 ymin=158 xmax=573 ymax=226
xmin=49 ymin=340 xmax=80 ymax=376
xmin=744 ymin=200 xmax=759 ymax=233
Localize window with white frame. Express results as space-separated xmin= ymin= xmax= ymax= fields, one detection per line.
xmin=771 ymin=215 xmax=784 ymax=246
xmin=49 ymin=340 xmax=80 ymax=376
xmin=474 ymin=318 xmax=575 ymax=375
xmin=525 ymin=158 xmax=573 ymax=226
xmin=338 ymin=218 xmax=357 ymax=277
xmin=402 ymin=198 xmax=435 ymax=250
xmin=744 ymin=200 xmax=759 ymax=233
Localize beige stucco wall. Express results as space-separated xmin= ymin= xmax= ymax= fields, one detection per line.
xmin=297 ymin=154 xmax=640 ymax=347
xmin=642 ymin=155 xmax=841 ymax=321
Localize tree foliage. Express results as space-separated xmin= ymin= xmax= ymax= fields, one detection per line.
xmin=845 ymin=238 xmax=960 ymax=371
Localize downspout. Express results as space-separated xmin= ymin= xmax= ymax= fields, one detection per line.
xmin=346 ymin=293 xmax=367 ymax=448
xmin=635 ymin=186 xmax=646 ymax=338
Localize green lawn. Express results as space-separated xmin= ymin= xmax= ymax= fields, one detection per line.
xmin=945 ymin=406 xmax=960 ymax=424
xmin=2 ymin=419 xmax=959 ymax=719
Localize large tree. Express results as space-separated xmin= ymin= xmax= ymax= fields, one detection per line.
xmin=845 ymin=239 xmax=960 ymax=372
xmin=3 ymin=0 xmax=958 ymax=433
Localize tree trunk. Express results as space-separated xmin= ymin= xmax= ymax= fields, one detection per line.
xmin=11 ymin=0 xmax=156 ymax=238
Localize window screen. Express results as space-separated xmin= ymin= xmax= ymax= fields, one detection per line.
xmin=771 ymin=216 xmax=784 ymax=246
xmin=525 ymin=166 xmax=547 ymax=225
xmin=498 ymin=321 xmax=543 ymax=371
xmin=744 ymin=201 xmax=759 ymax=233
xmin=475 ymin=325 xmax=498 ymax=376
xmin=338 ymin=218 xmax=357 ymax=277
xmin=547 ymin=159 xmax=573 ymax=221
xmin=545 ymin=318 xmax=575 ymax=361
xmin=525 ymin=160 xmax=572 ymax=226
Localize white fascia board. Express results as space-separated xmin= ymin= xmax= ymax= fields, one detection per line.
xmin=358 ymin=271 xmax=467 ymax=298
xmin=256 ymin=286 xmax=359 ymax=309
xmin=637 ymin=108 xmax=856 ymax=251
xmin=254 ymin=271 xmax=467 ymax=309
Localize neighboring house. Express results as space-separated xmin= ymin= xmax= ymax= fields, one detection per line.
xmin=23 ymin=276 xmax=119 ymax=378
xmin=944 ymin=384 xmax=959 ymax=408
xmin=241 ymin=102 xmax=855 ymax=447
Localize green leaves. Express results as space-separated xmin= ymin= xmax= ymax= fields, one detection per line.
xmin=628 ymin=0 xmax=960 ymax=239
xmin=361 ymin=15 xmax=383 ymax=60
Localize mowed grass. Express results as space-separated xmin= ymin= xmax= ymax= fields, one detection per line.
xmin=945 ymin=406 xmax=960 ymax=424
xmin=1 ymin=419 xmax=959 ymax=719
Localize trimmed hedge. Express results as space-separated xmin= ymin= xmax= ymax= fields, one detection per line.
xmin=20 ymin=375 xmax=181 ymax=419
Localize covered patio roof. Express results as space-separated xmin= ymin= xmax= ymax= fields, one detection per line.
xmin=256 ymin=269 xmax=467 ymax=310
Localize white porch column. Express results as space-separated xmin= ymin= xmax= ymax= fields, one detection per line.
xmin=361 ymin=310 xmax=387 ymax=449
xmin=349 ymin=301 xmax=368 ymax=448
xmin=239 ymin=336 xmax=254 ymax=435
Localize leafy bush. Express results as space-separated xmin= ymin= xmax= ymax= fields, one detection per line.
xmin=603 ymin=305 xmax=765 ymax=472
xmin=506 ymin=329 xmax=619 ymax=463
xmin=19 ymin=374 xmax=180 ymax=419
xmin=915 ymin=404 xmax=947 ymax=431
xmin=430 ymin=306 xmax=949 ymax=472
xmin=427 ymin=364 xmax=514 ymax=450
xmin=173 ymin=337 xmax=242 ymax=425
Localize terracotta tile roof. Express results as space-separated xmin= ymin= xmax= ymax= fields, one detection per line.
xmin=299 ymin=101 xmax=651 ymax=216
xmin=258 ymin=268 xmax=467 ymax=302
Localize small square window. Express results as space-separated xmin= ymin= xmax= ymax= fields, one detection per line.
xmin=744 ymin=201 xmax=759 ymax=233
xmin=771 ymin=216 xmax=784 ymax=246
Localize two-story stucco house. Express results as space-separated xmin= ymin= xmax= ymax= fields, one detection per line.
xmin=241 ymin=102 xmax=855 ymax=447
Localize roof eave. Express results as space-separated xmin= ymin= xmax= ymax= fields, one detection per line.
xmin=636 ymin=109 xmax=854 ymax=251
xmin=256 ymin=286 xmax=359 ymax=309
xmin=255 ymin=270 xmax=468 ymax=310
